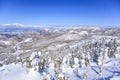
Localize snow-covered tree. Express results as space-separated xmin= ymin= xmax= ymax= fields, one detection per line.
xmin=44 ymin=73 xmax=51 ymax=80
xmin=30 ymin=52 xmax=41 ymax=71
xmin=72 ymin=57 xmax=79 ymax=68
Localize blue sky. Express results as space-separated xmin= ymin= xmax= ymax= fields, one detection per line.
xmin=0 ymin=0 xmax=120 ymax=26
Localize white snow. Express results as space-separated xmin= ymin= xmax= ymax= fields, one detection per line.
xmin=56 ymin=33 xmax=80 ymax=41
xmin=79 ymin=31 xmax=88 ymax=36
xmin=1 ymin=46 xmax=120 ymax=80
xmin=0 ymin=63 xmax=27 ymax=80
xmin=24 ymin=38 xmax=32 ymax=42
xmin=111 ymin=76 xmax=120 ymax=80
xmin=0 ymin=57 xmax=120 ymax=80
xmin=1 ymin=23 xmax=25 ymax=27
xmin=27 ymin=68 xmax=44 ymax=80
xmin=0 ymin=41 xmax=11 ymax=45
xmin=0 ymin=63 xmax=45 ymax=80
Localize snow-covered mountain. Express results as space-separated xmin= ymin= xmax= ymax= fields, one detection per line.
xmin=0 ymin=25 xmax=120 ymax=80
xmin=0 ymin=24 xmax=53 ymax=35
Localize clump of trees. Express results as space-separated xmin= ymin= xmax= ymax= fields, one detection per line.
xmin=25 ymin=37 xmax=120 ymax=80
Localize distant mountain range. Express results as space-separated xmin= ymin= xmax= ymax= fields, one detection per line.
xmin=0 ymin=23 xmax=120 ymax=36
xmin=0 ymin=24 xmax=52 ymax=35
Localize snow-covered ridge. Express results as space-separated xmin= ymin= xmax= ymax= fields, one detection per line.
xmin=0 ymin=23 xmax=120 ymax=36
xmin=0 ymin=25 xmax=120 ymax=80
xmin=1 ymin=23 xmax=44 ymax=28
xmin=1 ymin=23 xmax=25 ymax=27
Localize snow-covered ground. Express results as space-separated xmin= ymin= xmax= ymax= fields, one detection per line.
xmin=0 ymin=57 xmax=120 ymax=80
xmin=0 ymin=40 xmax=11 ymax=45
xmin=0 ymin=63 xmax=45 ymax=80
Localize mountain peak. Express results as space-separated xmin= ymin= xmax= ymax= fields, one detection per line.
xmin=1 ymin=23 xmax=25 ymax=27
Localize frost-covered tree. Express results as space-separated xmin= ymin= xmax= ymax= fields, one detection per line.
xmin=72 ymin=57 xmax=79 ymax=68
xmin=57 ymin=72 xmax=68 ymax=80
xmin=79 ymin=54 xmax=85 ymax=68
xmin=30 ymin=52 xmax=41 ymax=71
xmin=44 ymin=72 xmax=51 ymax=80
xmin=82 ymin=71 xmax=88 ymax=80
